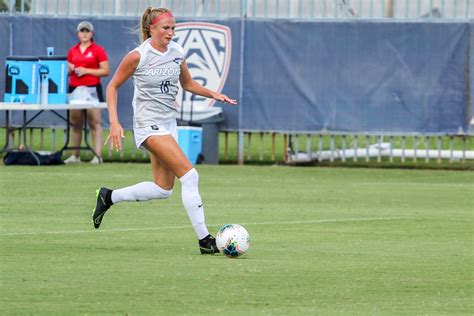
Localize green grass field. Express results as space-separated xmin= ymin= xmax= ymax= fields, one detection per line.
xmin=1 ymin=164 xmax=473 ymax=315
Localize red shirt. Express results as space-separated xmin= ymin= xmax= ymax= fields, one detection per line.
xmin=67 ymin=42 xmax=108 ymax=87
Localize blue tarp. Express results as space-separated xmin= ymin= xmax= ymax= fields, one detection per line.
xmin=470 ymin=20 xmax=474 ymax=124
xmin=0 ymin=16 xmax=472 ymax=134
xmin=242 ymin=20 xmax=470 ymax=134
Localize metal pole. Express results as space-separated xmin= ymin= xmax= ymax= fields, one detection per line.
xmin=465 ymin=0 xmax=470 ymax=19
xmin=377 ymin=135 xmax=382 ymax=163
xmin=353 ymin=135 xmax=358 ymax=162
xmin=365 ymin=135 xmax=370 ymax=162
xmin=8 ymin=0 xmax=14 ymax=14
xmin=237 ymin=4 xmax=246 ymax=164
xmin=241 ymin=0 xmax=247 ymax=17
xmin=341 ymin=135 xmax=346 ymax=162
xmin=101 ymin=0 xmax=105 ymax=17
xmin=294 ymin=134 xmax=300 ymax=154
xmin=247 ymin=133 xmax=252 ymax=160
xmin=449 ymin=136 xmax=454 ymax=163
xmin=330 ymin=135 xmax=335 ymax=162
xmin=413 ymin=136 xmax=418 ymax=162
xmin=389 ymin=136 xmax=393 ymax=163
xmin=425 ymin=136 xmax=430 ymax=163
xmin=386 ymin=0 xmax=394 ymax=17
xmin=9 ymin=20 xmax=13 ymax=55
xmin=318 ymin=134 xmax=323 ymax=162
xmin=452 ymin=0 xmax=457 ymax=19
xmin=437 ymin=136 xmax=442 ymax=164
xmin=401 ymin=136 xmax=406 ymax=163
xmin=307 ymin=134 xmax=312 ymax=160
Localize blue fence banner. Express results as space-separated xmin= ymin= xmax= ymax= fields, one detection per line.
xmin=0 ymin=16 xmax=472 ymax=135
xmin=471 ymin=21 xmax=474 ymax=122
xmin=241 ymin=20 xmax=470 ymax=134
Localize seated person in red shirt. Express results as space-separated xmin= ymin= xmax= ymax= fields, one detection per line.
xmin=65 ymin=21 xmax=110 ymax=164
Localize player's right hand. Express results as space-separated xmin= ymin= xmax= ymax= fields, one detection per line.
xmin=105 ymin=122 xmax=125 ymax=151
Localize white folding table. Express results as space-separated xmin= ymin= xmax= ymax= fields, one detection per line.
xmin=1 ymin=102 xmax=107 ymax=163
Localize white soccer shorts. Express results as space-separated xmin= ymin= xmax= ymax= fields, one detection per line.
xmin=133 ymin=119 xmax=178 ymax=149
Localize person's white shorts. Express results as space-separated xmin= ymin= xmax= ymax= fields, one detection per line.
xmin=133 ymin=120 xmax=178 ymax=149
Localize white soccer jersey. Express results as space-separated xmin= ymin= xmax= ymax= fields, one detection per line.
xmin=131 ymin=39 xmax=184 ymax=128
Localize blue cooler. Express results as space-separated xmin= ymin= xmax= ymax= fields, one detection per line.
xmin=4 ymin=56 xmax=39 ymax=103
xmin=178 ymin=126 xmax=203 ymax=164
xmin=38 ymin=56 xmax=68 ymax=104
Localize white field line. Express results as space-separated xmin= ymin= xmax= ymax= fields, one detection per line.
xmin=354 ymin=182 xmax=472 ymax=188
xmin=1 ymin=217 xmax=412 ymax=237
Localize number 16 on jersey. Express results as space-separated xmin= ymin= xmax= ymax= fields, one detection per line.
xmin=160 ymin=81 xmax=170 ymax=93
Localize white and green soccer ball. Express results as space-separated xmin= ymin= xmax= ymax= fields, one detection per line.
xmin=216 ymin=224 xmax=250 ymax=258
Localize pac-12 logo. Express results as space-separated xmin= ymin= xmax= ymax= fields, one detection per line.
xmin=174 ymin=22 xmax=231 ymax=110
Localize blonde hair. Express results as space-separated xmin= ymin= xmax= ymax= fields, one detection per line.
xmin=140 ymin=7 xmax=172 ymax=42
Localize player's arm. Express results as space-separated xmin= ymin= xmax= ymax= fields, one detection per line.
xmin=105 ymin=51 xmax=140 ymax=150
xmin=179 ymin=61 xmax=237 ymax=104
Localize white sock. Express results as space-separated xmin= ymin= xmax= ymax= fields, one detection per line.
xmin=111 ymin=181 xmax=172 ymax=203
xmin=180 ymin=168 xmax=209 ymax=240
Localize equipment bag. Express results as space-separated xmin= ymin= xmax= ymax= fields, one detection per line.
xmin=3 ymin=150 xmax=63 ymax=166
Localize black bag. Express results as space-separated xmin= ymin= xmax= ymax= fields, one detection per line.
xmin=3 ymin=150 xmax=64 ymax=166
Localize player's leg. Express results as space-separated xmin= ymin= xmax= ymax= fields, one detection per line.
xmin=64 ymin=109 xmax=83 ymax=163
xmin=108 ymin=154 xmax=175 ymax=204
xmin=150 ymin=153 xmax=176 ymax=191
xmin=92 ymin=157 xmax=174 ymax=229
xmin=92 ymin=135 xmax=175 ymax=229
xmin=143 ymin=134 xmax=192 ymax=177
xmin=143 ymin=135 xmax=218 ymax=254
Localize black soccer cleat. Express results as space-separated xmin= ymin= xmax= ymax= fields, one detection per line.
xmin=92 ymin=187 xmax=112 ymax=229
xmin=199 ymin=234 xmax=220 ymax=254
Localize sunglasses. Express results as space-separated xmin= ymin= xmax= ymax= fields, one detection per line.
xmin=79 ymin=28 xmax=91 ymax=33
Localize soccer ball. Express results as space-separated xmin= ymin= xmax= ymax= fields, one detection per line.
xmin=216 ymin=224 xmax=250 ymax=258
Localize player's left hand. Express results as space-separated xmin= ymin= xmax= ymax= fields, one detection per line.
xmin=212 ymin=92 xmax=237 ymax=105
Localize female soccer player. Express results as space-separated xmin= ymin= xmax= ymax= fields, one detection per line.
xmin=92 ymin=7 xmax=236 ymax=254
